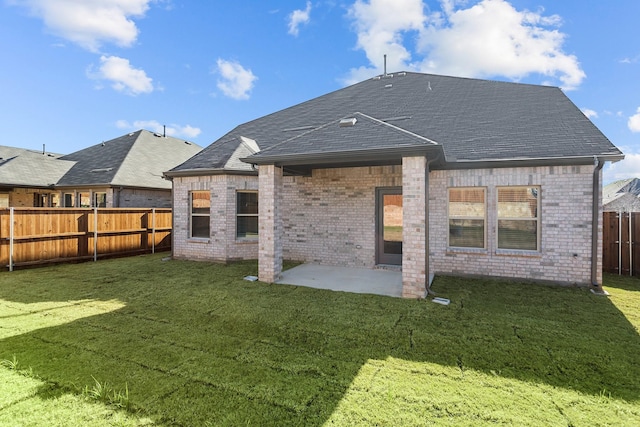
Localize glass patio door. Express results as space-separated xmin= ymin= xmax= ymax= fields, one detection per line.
xmin=376 ymin=187 xmax=402 ymax=265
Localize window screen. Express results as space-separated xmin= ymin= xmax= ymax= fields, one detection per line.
xmin=497 ymin=187 xmax=540 ymax=251
xmin=448 ymin=188 xmax=486 ymax=248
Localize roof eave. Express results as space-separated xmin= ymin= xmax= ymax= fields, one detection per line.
xmin=241 ymin=145 xmax=444 ymax=167
xmin=163 ymin=168 xmax=258 ymax=179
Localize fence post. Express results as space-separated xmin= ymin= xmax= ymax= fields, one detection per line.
xmin=9 ymin=207 xmax=14 ymax=272
xmin=152 ymin=208 xmax=156 ymax=254
xmin=630 ymin=212 xmax=633 ymax=276
xmin=619 ymin=210 xmax=622 ymax=276
xmin=94 ymin=208 xmax=98 ymax=262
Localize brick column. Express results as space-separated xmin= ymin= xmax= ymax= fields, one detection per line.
xmin=402 ymin=156 xmax=428 ymax=298
xmin=258 ymin=164 xmax=283 ymax=283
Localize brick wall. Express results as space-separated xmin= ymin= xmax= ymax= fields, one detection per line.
xmin=117 ymin=188 xmax=172 ymax=208
xmin=401 ymin=157 xmax=428 ymax=298
xmin=429 ymin=165 xmax=600 ymax=286
xmin=172 ymin=174 xmax=259 ymax=262
xmin=280 ymin=165 xmax=401 ymax=267
xmin=172 ymin=163 xmax=601 ymax=287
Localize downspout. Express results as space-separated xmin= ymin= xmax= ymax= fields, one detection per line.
xmin=591 ymin=157 xmax=605 ymax=292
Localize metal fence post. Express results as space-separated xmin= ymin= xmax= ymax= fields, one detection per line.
xmin=93 ymin=207 xmax=98 ymax=262
xmin=630 ymin=212 xmax=633 ymax=276
xmin=152 ymin=208 xmax=156 ymax=254
xmin=9 ymin=207 xmax=14 ymax=272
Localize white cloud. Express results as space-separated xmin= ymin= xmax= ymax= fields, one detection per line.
xmin=89 ymin=55 xmax=153 ymax=95
xmin=346 ymin=0 xmax=426 ymax=81
xmin=116 ymin=120 xmax=202 ymax=139
xmin=215 ymin=59 xmax=257 ymax=100
xmin=582 ymin=108 xmax=598 ymax=119
xmin=345 ymin=0 xmax=585 ymax=90
xmin=603 ymin=153 xmax=640 ymax=184
xmin=10 ymin=0 xmax=152 ymax=52
xmin=629 ymin=108 xmax=640 ymax=133
xmin=288 ymin=1 xmax=312 ymax=36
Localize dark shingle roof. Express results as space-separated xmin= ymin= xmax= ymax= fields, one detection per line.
xmin=58 ymin=130 xmax=202 ymax=189
xmin=169 ymin=71 xmax=622 ymax=173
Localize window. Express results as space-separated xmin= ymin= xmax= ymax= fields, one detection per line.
xmin=448 ymin=188 xmax=486 ymax=249
xmin=94 ymin=192 xmax=107 ymax=208
xmin=497 ymin=187 xmax=540 ymax=251
xmin=79 ymin=193 xmax=91 ymax=207
xmin=236 ymin=191 xmax=258 ymax=239
xmin=64 ymin=193 xmax=74 ymax=207
xmin=190 ymin=191 xmax=210 ymax=238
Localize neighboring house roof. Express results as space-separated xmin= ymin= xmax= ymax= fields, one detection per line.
xmin=0 ymin=146 xmax=74 ymax=188
xmin=603 ymin=178 xmax=640 ymax=211
xmin=58 ymin=130 xmax=202 ymax=189
xmin=167 ymin=71 xmax=623 ymax=176
xmin=603 ymin=178 xmax=640 ymax=199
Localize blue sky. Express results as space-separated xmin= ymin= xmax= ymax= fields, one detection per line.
xmin=1 ymin=0 xmax=639 ymax=183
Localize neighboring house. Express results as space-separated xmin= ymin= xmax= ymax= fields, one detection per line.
xmin=0 ymin=130 xmax=202 ymax=208
xmin=165 ymin=71 xmax=624 ymax=298
xmin=603 ymin=178 xmax=640 ymax=212
xmin=0 ymin=146 xmax=74 ymax=207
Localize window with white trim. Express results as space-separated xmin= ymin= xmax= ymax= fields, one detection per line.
xmin=190 ymin=191 xmax=210 ymax=238
xmin=236 ymin=191 xmax=258 ymax=239
xmin=448 ymin=187 xmax=486 ymax=249
xmin=497 ymin=186 xmax=540 ymax=251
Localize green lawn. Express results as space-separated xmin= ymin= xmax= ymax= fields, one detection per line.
xmin=1 ymin=254 xmax=639 ymax=426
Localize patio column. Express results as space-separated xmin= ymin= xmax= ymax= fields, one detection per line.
xmin=258 ymin=164 xmax=283 ymax=283
xmin=402 ymin=156 xmax=428 ymax=298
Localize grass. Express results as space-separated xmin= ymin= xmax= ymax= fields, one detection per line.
xmin=0 ymin=253 xmax=639 ymax=426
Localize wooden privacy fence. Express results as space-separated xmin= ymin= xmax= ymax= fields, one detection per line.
xmin=603 ymin=211 xmax=640 ymax=276
xmin=0 ymin=208 xmax=172 ymax=271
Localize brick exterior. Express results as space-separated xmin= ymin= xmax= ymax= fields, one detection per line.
xmin=171 ymin=162 xmax=603 ymax=295
xmin=402 ymin=157 xmax=428 ymax=298
xmin=429 ymin=165 xmax=601 ymax=286
xmin=258 ymin=165 xmax=283 ymax=282
xmin=171 ymin=175 xmax=259 ymax=262
xmin=280 ymin=166 xmax=401 ymax=266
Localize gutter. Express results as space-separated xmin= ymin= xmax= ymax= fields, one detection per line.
xmin=443 ymin=154 xmax=624 ymax=170
xmin=591 ymin=158 xmax=607 ymax=294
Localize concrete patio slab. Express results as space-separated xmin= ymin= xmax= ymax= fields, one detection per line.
xmin=276 ymin=264 xmax=403 ymax=298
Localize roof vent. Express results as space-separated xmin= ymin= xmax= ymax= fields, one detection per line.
xmin=90 ymin=167 xmax=113 ymax=173
xmin=339 ymin=117 xmax=357 ymax=127
xmin=385 ymin=84 xmax=393 ymax=88
xmin=398 ymin=72 xmax=406 ymax=76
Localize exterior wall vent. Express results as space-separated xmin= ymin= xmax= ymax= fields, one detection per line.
xmin=339 ymin=118 xmax=357 ymax=127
